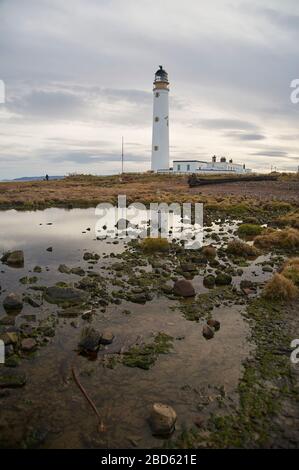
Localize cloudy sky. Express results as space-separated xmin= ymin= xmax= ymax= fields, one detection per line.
xmin=0 ymin=0 xmax=299 ymax=179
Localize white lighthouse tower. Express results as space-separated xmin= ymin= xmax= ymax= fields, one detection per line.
xmin=151 ymin=65 xmax=170 ymax=172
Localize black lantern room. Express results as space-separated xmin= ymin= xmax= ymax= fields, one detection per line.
xmin=154 ymin=65 xmax=169 ymax=84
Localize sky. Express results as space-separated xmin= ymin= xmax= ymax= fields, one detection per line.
xmin=0 ymin=0 xmax=299 ymax=179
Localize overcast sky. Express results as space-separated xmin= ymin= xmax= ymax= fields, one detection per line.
xmin=0 ymin=0 xmax=299 ymax=179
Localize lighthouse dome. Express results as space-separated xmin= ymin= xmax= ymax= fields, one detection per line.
xmin=154 ymin=65 xmax=168 ymax=83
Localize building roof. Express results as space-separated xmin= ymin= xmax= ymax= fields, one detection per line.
xmin=173 ymin=160 xmax=207 ymax=163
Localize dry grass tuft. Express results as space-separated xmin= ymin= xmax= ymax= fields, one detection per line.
xmin=281 ymin=258 xmax=299 ymax=286
xmin=254 ymin=228 xmax=299 ymax=251
xmin=262 ymin=273 xmax=298 ymax=301
xmin=140 ymin=237 xmax=170 ymax=253
xmin=226 ymin=239 xmax=259 ymax=258
xmin=202 ymin=245 xmax=217 ymax=258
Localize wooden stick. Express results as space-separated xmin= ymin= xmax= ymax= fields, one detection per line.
xmin=72 ymin=365 xmax=106 ymax=432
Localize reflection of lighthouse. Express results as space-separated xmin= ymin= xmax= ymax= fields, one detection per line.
xmin=151 ymin=66 xmax=169 ymax=172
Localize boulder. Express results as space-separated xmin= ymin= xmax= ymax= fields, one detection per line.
xmin=207 ymin=319 xmax=221 ymax=331
xmin=180 ymin=263 xmax=196 ymax=273
xmin=203 ymin=275 xmax=216 ymax=288
xmin=78 ymin=327 xmax=101 ymax=354
xmin=1 ymin=250 xmax=24 ymax=268
xmin=173 ymin=279 xmax=195 ymax=297
xmin=100 ymin=330 xmax=114 ymax=345
xmin=44 ymin=286 xmax=88 ymax=306
xmin=3 ymin=293 xmax=23 ymax=313
xmin=71 ymin=267 xmax=85 ymax=276
xmin=58 ymin=264 xmax=71 ymax=274
xmin=202 ymin=325 xmax=214 ymax=340
xmin=21 ymin=338 xmax=37 ymax=352
xmin=215 ymin=273 xmax=232 ymax=286
xmin=149 ymin=403 xmax=177 ymax=436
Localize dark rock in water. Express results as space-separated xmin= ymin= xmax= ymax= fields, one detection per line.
xmin=202 ymin=325 xmax=214 ymax=340
xmin=0 ymin=316 xmax=15 ymax=326
xmin=83 ymin=252 xmax=100 ymax=261
xmin=240 ymin=279 xmax=256 ymax=295
xmin=207 ymin=319 xmax=221 ymax=331
xmin=149 ymin=403 xmax=177 ymax=436
xmin=24 ymin=295 xmax=42 ymax=308
xmin=3 ymin=293 xmax=23 ymax=313
xmin=78 ymin=327 xmax=101 ymax=354
xmin=129 ymin=293 xmax=147 ymax=304
xmin=262 ymin=265 xmax=273 ymax=273
xmin=76 ymin=276 xmax=98 ymax=291
xmin=0 ymin=369 xmax=26 ymax=388
xmin=44 ymin=286 xmax=89 ymax=306
xmin=100 ymin=330 xmax=114 ymax=345
xmin=173 ymin=279 xmax=195 ymax=297
xmin=58 ymin=264 xmax=71 ymax=274
xmin=46 ymin=247 xmax=53 ymax=252
xmin=215 ymin=273 xmax=232 ymax=286
xmin=71 ymin=267 xmax=85 ymax=276
xmin=57 ymin=306 xmax=82 ymax=318
xmin=21 ymin=338 xmax=37 ymax=352
xmin=203 ymin=275 xmax=216 ymax=288
xmin=180 ymin=263 xmax=196 ymax=272
xmin=33 ymin=266 xmax=42 ymax=273
xmin=1 ymin=250 xmax=24 ymax=268
xmin=161 ymin=285 xmax=173 ymax=295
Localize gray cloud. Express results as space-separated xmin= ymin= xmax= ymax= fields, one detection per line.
xmin=250 ymin=150 xmax=288 ymax=157
xmin=49 ymin=151 xmax=149 ymax=164
xmin=195 ymin=118 xmax=259 ymax=131
xmin=0 ymin=0 xmax=298 ymax=178
xmin=224 ymin=131 xmax=266 ymax=141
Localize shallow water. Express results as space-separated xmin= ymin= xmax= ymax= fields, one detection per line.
xmin=0 ymin=208 xmax=262 ymax=448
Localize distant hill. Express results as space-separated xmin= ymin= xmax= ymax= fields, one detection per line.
xmin=1 ymin=176 xmax=64 ymax=182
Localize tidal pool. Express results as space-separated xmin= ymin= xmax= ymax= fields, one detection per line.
xmin=0 ymin=208 xmax=271 ymax=448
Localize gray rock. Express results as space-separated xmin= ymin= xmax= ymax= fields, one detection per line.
xmin=71 ymin=267 xmax=85 ymax=276
xmin=78 ymin=327 xmax=101 ymax=354
xmin=1 ymin=250 xmax=24 ymax=268
xmin=58 ymin=264 xmax=71 ymax=274
xmin=100 ymin=330 xmax=114 ymax=345
xmin=173 ymin=279 xmax=195 ymax=297
xmin=149 ymin=403 xmax=177 ymax=436
xmin=3 ymin=293 xmax=23 ymax=313
xmin=202 ymin=325 xmax=214 ymax=340
xmin=45 ymin=286 xmax=89 ymax=306
xmin=21 ymin=338 xmax=37 ymax=352
xmin=207 ymin=319 xmax=221 ymax=331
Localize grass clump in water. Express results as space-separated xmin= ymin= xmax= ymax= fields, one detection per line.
xmin=123 ymin=332 xmax=173 ymax=370
xmin=262 ymin=273 xmax=298 ymax=301
xmin=254 ymin=228 xmax=299 ymax=252
xmin=226 ymin=239 xmax=259 ymax=258
xmin=237 ymin=223 xmax=263 ymax=238
xmin=281 ymin=258 xmax=299 ymax=286
xmin=140 ymin=237 xmax=170 ymax=253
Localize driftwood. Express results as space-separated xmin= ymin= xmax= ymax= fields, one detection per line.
xmin=72 ymin=365 xmax=106 ymax=433
xmin=188 ymin=174 xmax=278 ymax=188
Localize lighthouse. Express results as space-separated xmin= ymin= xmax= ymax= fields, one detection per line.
xmin=151 ymin=65 xmax=170 ymax=172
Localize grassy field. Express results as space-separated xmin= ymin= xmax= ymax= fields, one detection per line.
xmin=0 ymin=172 xmax=299 ymax=210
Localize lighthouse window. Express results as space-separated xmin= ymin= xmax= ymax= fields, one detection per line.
xmin=155 ymin=117 xmax=159 ymax=122
xmin=155 ymin=92 xmax=160 ymax=98
xmin=154 ymin=146 xmax=159 ymax=151
xmin=177 ymin=164 xmax=181 ymax=171
xmin=187 ymin=164 xmax=190 ymax=171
